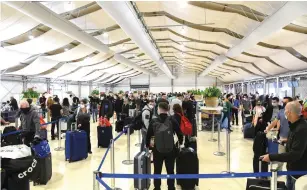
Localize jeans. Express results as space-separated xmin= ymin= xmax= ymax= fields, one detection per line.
xmin=92 ymin=108 xmax=98 ymax=122
xmin=153 ymin=148 xmax=176 ymax=190
xmin=232 ymin=109 xmax=238 ymax=125
xmin=140 ymin=128 xmax=147 ymax=152
xmin=287 ymin=175 xmax=296 ymax=190
xmin=51 ymin=117 xmax=60 ymax=138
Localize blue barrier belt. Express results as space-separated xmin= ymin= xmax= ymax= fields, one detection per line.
xmin=98 ymin=171 xmax=307 ymax=179
xmin=97 ymin=145 xmax=111 ymax=172
xmin=96 ymin=175 xmax=111 ymax=190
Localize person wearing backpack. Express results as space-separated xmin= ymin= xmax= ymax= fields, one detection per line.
xmin=140 ymin=100 xmax=154 ymax=150
xmin=146 ymin=102 xmax=184 ymax=190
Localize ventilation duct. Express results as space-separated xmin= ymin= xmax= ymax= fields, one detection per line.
xmin=4 ymin=1 xmax=156 ymax=76
xmin=97 ymin=1 xmax=175 ymax=79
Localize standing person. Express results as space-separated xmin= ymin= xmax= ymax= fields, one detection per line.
xmin=114 ymin=94 xmax=123 ymax=121
xmin=261 ymin=101 xmax=307 ymax=190
xmin=49 ymin=97 xmax=63 ymax=140
xmin=146 ymin=102 xmax=184 ymax=190
xmin=182 ymin=95 xmax=194 ymax=124
xmin=265 ymin=97 xmax=293 ymax=171
xmin=71 ymin=97 xmax=79 ymax=113
xmin=9 ymin=96 xmax=18 ymax=111
xmin=122 ymin=98 xmax=130 ymax=116
xmin=253 ymin=100 xmax=266 ymax=134
xmin=241 ymin=94 xmax=252 ymax=125
xmin=141 ymin=100 xmax=154 ymax=150
xmin=46 ymin=96 xmax=54 ymax=122
xmin=99 ymin=94 xmax=113 ymax=120
xmin=232 ymin=95 xmax=240 ymax=126
xmin=155 ymin=94 xmax=169 ymax=116
xmin=39 ymin=93 xmax=47 ymax=118
xmin=170 ymin=94 xmax=183 ymax=116
xmin=222 ymin=94 xmax=238 ymax=132
xmin=90 ymin=95 xmax=99 ymax=123
xmin=19 ymin=100 xmax=40 ymax=146
xmin=76 ymin=99 xmax=92 ymax=154
xmin=62 ymin=98 xmax=70 ymax=118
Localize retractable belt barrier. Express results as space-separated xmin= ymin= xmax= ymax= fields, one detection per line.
xmin=93 ymin=123 xmax=307 ymax=190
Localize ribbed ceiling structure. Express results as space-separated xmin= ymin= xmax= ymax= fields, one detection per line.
xmin=1 ymin=1 xmax=307 ymax=83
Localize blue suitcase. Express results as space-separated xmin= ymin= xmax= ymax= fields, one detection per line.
xmin=267 ymin=139 xmax=279 ymax=154
xmin=39 ymin=129 xmax=48 ymax=140
xmin=97 ymin=126 xmax=113 ymax=148
xmin=244 ymin=123 xmax=255 ymax=139
xmin=65 ymin=130 xmax=88 ymax=162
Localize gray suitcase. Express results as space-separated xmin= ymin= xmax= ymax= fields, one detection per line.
xmin=134 ymin=150 xmax=151 ymax=190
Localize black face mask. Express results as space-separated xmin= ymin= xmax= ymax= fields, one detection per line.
xmin=20 ymin=107 xmax=30 ymax=114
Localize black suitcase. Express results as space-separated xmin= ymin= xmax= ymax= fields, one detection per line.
xmin=33 ymin=153 xmax=52 ymax=185
xmin=185 ymin=137 xmax=197 ymax=153
xmin=2 ymin=126 xmax=22 ymax=146
xmin=115 ymin=120 xmax=124 ymax=132
xmin=97 ymin=126 xmax=113 ymax=148
xmin=247 ymin=160 xmax=286 ymax=189
xmin=176 ymin=148 xmax=199 ymax=189
xmin=134 ymin=150 xmax=151 ymax=190
xmin=7 ymin=177 xmax=30 ymax=190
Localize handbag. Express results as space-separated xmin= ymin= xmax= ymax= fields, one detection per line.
xmin=99 ymin=117 xmax=111 ymax=127
xmin=31 ymin=139 xmax=51 ymax=159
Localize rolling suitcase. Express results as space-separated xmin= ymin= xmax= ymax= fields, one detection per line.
xmin=2 ymin=126 xmax=22 ymax=146
xmin=65 ymin=130 xmax=88 ymax=162
xmin=247 ymin=160 xmax=286 ymax=189
xmin=134 ymin=150 xmax=151 ymax=190
xmin=115 ymin=120 xmax=124 ymax=132
xmin=244 ymin=123 xmax=255 ymax=139
xmin=185 ymin=136 xmax=197 ymax=153
xmin=33 ymin=153 xmax=52 ymax=185
xmin=176 ymin=147 xmax=199 ymax=189
xmin=97 ymin=126 xmax=113 ymax=148
xmin=7 ymin=177 xmax=30 ymax=190
xmin=39 ymin=129 xmax=48 ymax=140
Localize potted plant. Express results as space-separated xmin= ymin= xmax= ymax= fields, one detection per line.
xmin=133 ymin=90 xmax=138 ymax=97
xmin=119 ymin=90 xmax=124 ymax=94
xmin=203 ymin=86 xmax=222 ymax=107
xmin=22 ymin=87 xmax=40 ymax=104
xmin=91 ymin=89 xmax=99 ymax=96
xmin=194 ymin=89 xmax=204 ymax=101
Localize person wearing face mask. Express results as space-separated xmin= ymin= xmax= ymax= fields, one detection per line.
xmin=76 ymin=99 xmax=92 ymax=154
xmin=265 ymin=97 xmax=293 ymax=171
xmin=99 ymin=94 xmax=113 ymax=120
xmin=141 ymin=100 xmax=154 ymax=151
xmin=261 ymin=101 xmax=307 ymax=190
xmin=19 ymin=100 xmax=41 ymax=146
xmin=49 ymin=97 xmax=63 ymax=140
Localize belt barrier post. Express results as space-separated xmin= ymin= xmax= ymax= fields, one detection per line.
xmin=15 ymin=117 xmax=19 ymax=128
xmin=110 ymin=139 xmax=122 ymax=190
xmin=135 ymin=130 xmax=141 ymax=147
xmin=54 ymin=119 xmax=64 ymax=151
xmin=93 ymin=171 xmax=100 ymax=190
xmin=214 ymin=121 xmax=225 ymax=156
xmin=209 ymin=114 xmax=217 ymax=142
xmin=222 ymin=129 xmax=232 ymax=173
xmin=270 ymin=164 xmax=278 ymax=190
xmin=122 ymin=126 xmax=133 ymax=165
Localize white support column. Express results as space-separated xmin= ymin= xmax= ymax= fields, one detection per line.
xmin=195 ymin=71 xmax=197 ymax=89
xmin=276 ymin=77 xmax=280 ymax=98
xmin=129 ymin=78 xmax=131 ymax=91
xmin=291 ymin=76 xmax=295 ymax=97
xmin=263 ymin=78 xmax=267 ymax=95
xmin=241 ymin=82 xmax=244 ymax=94
xmin=64 ymin=80 xmax=68 ymax=92
xmin=78 ymin=81 xmax=81 ymax=98
xmin=22 ymin=76 xmax=28 ymax=91
xmin=89 ymin=81 xmax=93 ymax=95
xmin=148 ymin=75 xmax=151 ymax=93
xmin=46 ymin=78 xmax=51 ymax=94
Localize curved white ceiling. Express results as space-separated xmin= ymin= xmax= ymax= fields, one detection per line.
xmin=0 ymin=48 xmax=32 ymax=70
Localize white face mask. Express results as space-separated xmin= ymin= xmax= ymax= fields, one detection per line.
xmin=272 ymin=103 xmax=278 ymax=107
xmin=149 ymin=104 xmax=154 ymax=109
xmin=80 ymin=104 xmax=85 ymax=109
xmin=101 ymin=97 xmax=104 ymax=100
xmin=284 ymin=111 xmax=288 ymax=120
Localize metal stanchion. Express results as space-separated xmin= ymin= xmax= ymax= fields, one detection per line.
xmin=110 ymin=139 xmax=122 ymax=190
xmin=54 ymin=119 xmax=65 ymax=151
xmin=222 ymin=129 xmax=232 ymax=173
xmin=93 ymin=171 xmax=100 ymax=190
xmin=271 ymin=166 xmax=278 ymax=190
xmin=213 ymin=121 xmax=225 ymax=156
xmin=208 ymin=114 xmax=217 ymax=142
xmin=122 ymin=126 xmax=133 ymax=165
xmin=135 ymin=130 xmax=141 ymax=147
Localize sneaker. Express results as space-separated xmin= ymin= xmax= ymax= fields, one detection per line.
xmin=51 ymin=137 xmax=55 ymax=140
xmin=88 ymin=151 xmax=92 ymax=154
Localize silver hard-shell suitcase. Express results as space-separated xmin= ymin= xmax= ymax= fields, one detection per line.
xmin=134 ymin=150 xmax=151 ymax=190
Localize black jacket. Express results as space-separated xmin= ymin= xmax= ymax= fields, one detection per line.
xmin=10 ymin=98 xmax=18 ymax=111
xmin=99 ymin=99 xmax=113 ymax=119
xmin=122 ymin=104 xmax=129 ymax=116
xmin=114 ymin=99 xmax=123 ymax=113
xmin=182 ymin=100 xmax=194 ymax=123
xmin=146 ymin=113 xmax=183 ymax=148
xmin=269 ymin=118 xmax=307 ymax=176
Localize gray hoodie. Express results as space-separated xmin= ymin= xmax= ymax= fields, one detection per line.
xmin=20 ymin=106 xmax=40 ymax=136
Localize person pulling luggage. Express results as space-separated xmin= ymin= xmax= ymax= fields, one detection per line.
xmin=76 ymin=99 xmax=92 ymax=154
xmin=146 ymin=102 xmax=184 ymax=190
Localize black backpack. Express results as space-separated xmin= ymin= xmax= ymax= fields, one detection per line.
xmin=153 ymin=117 xmax=174 ymax=153
xmin=132 ymin=109 xmax=152 ymax=130
xmin=253 ymin=131 xmax=268 ymax=156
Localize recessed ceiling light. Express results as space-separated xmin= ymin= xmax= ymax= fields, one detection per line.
xmin=64 ymin=48 xmax=69 ymax=51
xmin=103 ymin=32 xmax=108 ymax=38
xmin=84 ymin=57 xmax=90 ymax=61
xmin=179 ymin=1 xmax=188 ymax=8
xmin=181 ymin=26 xmax=186 ymax=34
xmin=181 ymin=43 xmax=185 ymax=49
xmin=28 ymin=34 xmax=34 ymax=40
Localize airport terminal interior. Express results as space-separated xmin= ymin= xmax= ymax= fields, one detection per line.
xmin=1 ymin=1 xmax=307 ymax=190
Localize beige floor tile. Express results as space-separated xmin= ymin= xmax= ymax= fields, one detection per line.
xmin=30 ymin=119 xmax=264 ymax=190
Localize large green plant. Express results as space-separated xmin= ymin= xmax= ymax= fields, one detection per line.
xmin=119 ymin=90 xmax=124 ymax=94
xmin=187 ymin=89 xmax=204 ymax=95
xmin=203 ymin=86 xmax=222 ymax=98
xmin=91 ymin=89 xmax=99 ymax=95
xmin=22 ymin=87 xmax=39 ymax=98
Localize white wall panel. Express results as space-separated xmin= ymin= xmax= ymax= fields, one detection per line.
xmin=67 ymin=84 xmax=78 ymax=97
xmin=150 ymin=87 xmax=172 ymax=93
xmin=0 ymin=81 xmax=23 ymax=103
xmin=131 ymin=74 xmax=149 ymax=85
xmin=81 ymin=85 xmax=89 ymax=98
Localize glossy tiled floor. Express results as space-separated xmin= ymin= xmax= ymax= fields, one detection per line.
xmin=31 ymin=118 xmax=260 ymax=190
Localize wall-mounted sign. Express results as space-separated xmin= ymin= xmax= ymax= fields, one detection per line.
xmin=130 ymin=85 xmax=149 ymax=89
